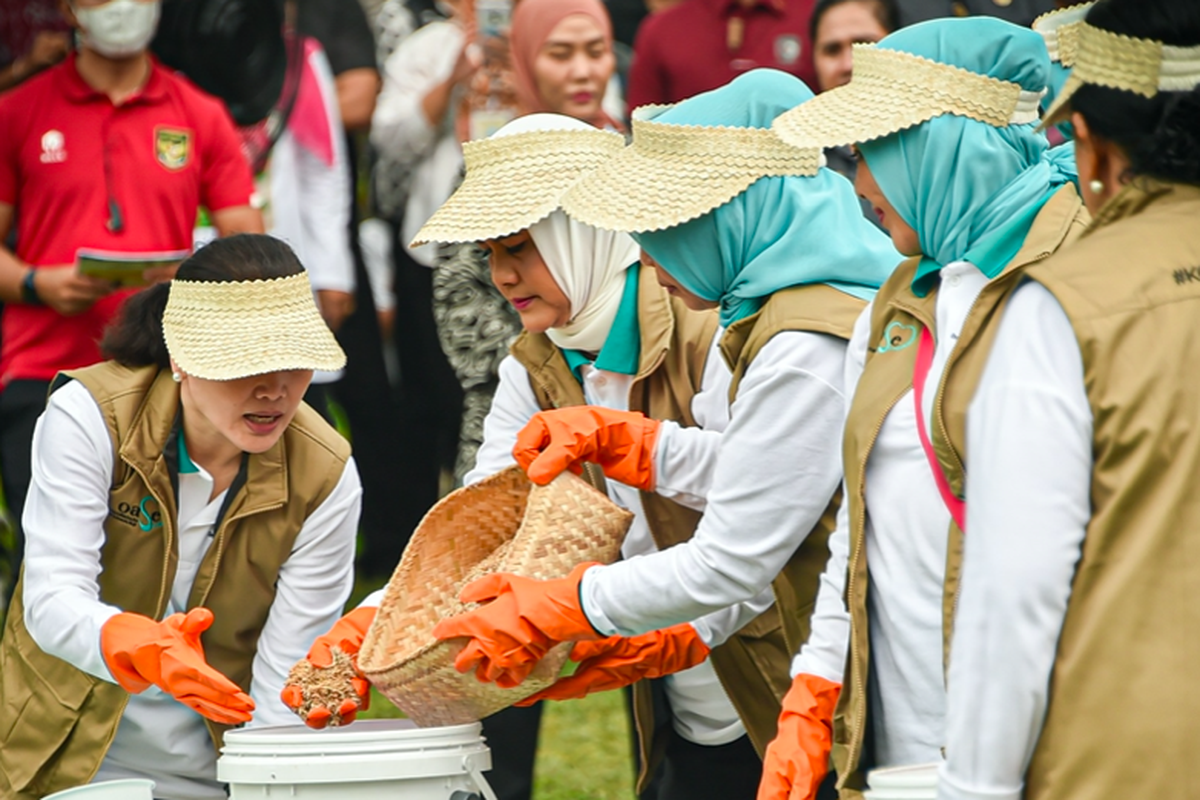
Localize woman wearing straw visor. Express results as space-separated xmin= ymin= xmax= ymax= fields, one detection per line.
xmin=429 ymin=67 xmax=897 ymax=787
xmin=0 ymin=235 xmax=361 ymax=800
xmin=754 ymin=17 xmax=1089 ymax=799
xmin=289 ymin=112 xmax=789 ymax=797
xmin=938 ymin=1 xmax=1200 ymax=798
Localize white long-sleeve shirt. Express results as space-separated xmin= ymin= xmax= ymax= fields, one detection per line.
xmin=581 ymin=330 xmax=847 ymax=639
xmin=268 ymin=44 xmax=353 ymax=387
xmin=453 ymin=338 xmax=773 ymax=746
xmin=938 ymin=281 xmax=1091 ymax=800
xmin=268 ymin=45 xmax=353 ymax=296
xmin=22 ymin=380 xmax=361 ymax=800
xmin=792 ymin=261 xmax=997 ymax=768
xmin=370 ymin=19 xmax=464 ymax=267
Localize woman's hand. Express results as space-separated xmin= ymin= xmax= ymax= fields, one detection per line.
xmin=281 ymin=606 xmax=376 ymax=728
xmin=100 ymin=608 xmax=256 ymax=725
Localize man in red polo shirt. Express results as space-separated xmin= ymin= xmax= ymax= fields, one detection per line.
xmin=628 ymin=0 xmax=818 ymax=109
xmin=0 ymin=0 xmax=262 ymax=591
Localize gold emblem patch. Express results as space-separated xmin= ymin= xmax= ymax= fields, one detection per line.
xmin=155 ymin=127 xmax=191 ymax=170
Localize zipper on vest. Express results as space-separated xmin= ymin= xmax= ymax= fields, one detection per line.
xmin=194 ymin=503 xmax=283 ymax=609
xmin=846 ymin=386 xmax=908 ymax=775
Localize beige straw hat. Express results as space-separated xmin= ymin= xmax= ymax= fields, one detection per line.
xmin=772 ymin=43 xmax=1044 ymax=150
xmin=1041 ymin=22 xmax=1200 ymax=127
xmin=358 ymin=466 xmax=632 ymax=726
xmin=162 ymin=271 xmax=346 ymax=381
xmin=560 ymin=105 xmax=823 ymax=233
xmin=410 ymin=120 xmax=625 ymax=248
xmin=1033 ymin=3 xmax=1093 ymax=69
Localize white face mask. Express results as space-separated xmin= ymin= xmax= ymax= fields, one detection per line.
xmin=73 ymin=0 xmax=161 ymax=59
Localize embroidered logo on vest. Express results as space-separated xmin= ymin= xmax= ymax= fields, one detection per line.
xmin=110 ymin=495 xmax=163 ymax=530
xmin=878 ymin=321 xmax=918 ymax=353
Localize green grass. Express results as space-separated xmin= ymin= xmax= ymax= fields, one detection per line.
xmin=360 ymin=688 xmax=638 ymax=800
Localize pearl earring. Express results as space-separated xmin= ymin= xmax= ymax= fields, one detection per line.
xmin=1089 ymin=179 xmax=1105 ymax=195
xmin=172 ymin=371 xmax=182 ymax=383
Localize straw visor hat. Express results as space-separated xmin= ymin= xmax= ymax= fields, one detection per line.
xmin=560 ymin=105 xmax=824 ymax=233
xmin=162 ymin=272 xmax=346 ymax=380
xmin=1033 ymin=3 xmax=1092 ymax=71
xmin=1040 ymin=21 xmax=1200 ymax=127
xmin=772 ymin=43 xmax=1045 ymax=150
xmin=410 ymin=117 xmax=625 ymax=247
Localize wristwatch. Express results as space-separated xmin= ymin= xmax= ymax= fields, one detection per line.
xmin=20 ymin=270 xmax=43 ymax=305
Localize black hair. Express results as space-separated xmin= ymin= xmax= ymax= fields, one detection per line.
xmin=1070 ymin=0 xmax=1200 ymax=187
xmin=101 ymin=234 xmax=306 ymax=370
xmin=808 ymin=0 xmax=899 ymax=47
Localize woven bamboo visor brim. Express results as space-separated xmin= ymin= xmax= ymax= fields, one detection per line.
xmin=162 ymin=272 xmax=345 ymax=380
xmin=358 ymin=466 xmax=632 ymax=726
xmin=410 ymin=128 xmax=626 ymax=247
xmin=772 ymin=45 xmax=1044 ymax=150
xmin=1042 ymin=22 xmax=1200 ymax=128
xmin=560 ymin=116 xmax=822 ymax=233
xmin=1033 ymin=3 xmax=1093 ymax=66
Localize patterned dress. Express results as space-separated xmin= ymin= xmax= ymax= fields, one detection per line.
xmin=431 ymin=242 xmax=522 ymax=484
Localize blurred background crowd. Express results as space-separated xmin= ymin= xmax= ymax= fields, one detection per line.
xmin=0 ymin=0 xmax=1074 ymax=795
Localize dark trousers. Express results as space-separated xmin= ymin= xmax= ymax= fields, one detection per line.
xmin=654 ymin=732 xmax=763 ymax=800
xmin=0 ymin=379 xmax=51 ymax=608
xmin=388 ymin=229 xmax=462 ymax=548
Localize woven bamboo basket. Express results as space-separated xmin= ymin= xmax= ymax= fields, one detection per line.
xmin=358 ymin=466 xmax=632 ymax=726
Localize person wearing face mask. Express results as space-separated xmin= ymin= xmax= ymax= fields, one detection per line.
xmin=0 ymin=0 xmax=263 ymax=608
xmin=0 ymin=235 xmax=361 ymax=800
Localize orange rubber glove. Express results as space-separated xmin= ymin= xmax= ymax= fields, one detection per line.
xmin=431 ymin=562 xmax=604 ymax=688
xmin=513 ymin=407 xmax=661 ymax=489
xmin=100 ymin=607 xmax=255 ymax=725
xmin=515 ymin=622 xmax=711 ymax=705
xmin=757 ymin=673 xmax=841 ymax=800
xmin=280 ymin=605 xmax=376 ymax=729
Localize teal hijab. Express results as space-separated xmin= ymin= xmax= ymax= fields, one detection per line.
xmin=857 ymin=18 xmax=1072 ymax=295
xmin=634 ymin=70 xmax=901 ymax=328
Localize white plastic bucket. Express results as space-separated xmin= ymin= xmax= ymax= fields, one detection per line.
xmin=218 ymin=719 xmax=497 ymax=800
xmin=43 ymin=779 xmax=156 ymax=800
xmin=863 ymin=762 xmax=939 ymax=800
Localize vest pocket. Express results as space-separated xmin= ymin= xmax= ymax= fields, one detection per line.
xmin=0 ymin=618 xmax=98 ymax=792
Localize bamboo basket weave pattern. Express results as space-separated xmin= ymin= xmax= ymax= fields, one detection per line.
xmin=358 ymin=466 xmax=632 ymax=727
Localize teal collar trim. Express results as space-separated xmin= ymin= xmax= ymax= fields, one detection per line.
xmin=911 ymin=190 xmax=1054 ymax=298
xmin=563 ymin=266 xmax=641 ymax=383
xmin=177 ymin=426 xmax=199 ymax=475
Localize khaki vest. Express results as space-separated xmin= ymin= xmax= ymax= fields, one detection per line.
xmin=512 ymin=266 xmax=792 ymax=788
xmin=719 ymin=283 xmax=866 ymax=662
xmin=0 ymin=363 xmax=351 ymax=800
xmin=833 ymin=185 xmax=1089 ymax=797
xmin=1018 ymin=181 xmax=1200 ymax=800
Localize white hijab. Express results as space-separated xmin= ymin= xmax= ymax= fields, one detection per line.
xmin=494 ymin=114 xmax=641 ymax=354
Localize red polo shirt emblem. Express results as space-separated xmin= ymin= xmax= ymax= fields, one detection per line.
xmin=154 ymin=126 xmax=192 ymax=170
xmin=40 ymin=130 xmax=67 ymax=164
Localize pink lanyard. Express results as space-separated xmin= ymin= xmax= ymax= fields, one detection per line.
xmin=912 ymin=327 xmax=967 ymax=531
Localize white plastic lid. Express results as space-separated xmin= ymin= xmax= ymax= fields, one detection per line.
xmin=219 ymin=719 xmax=491 ymax=784
xmin=43 ymin=779 xmax=156 ymax=800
